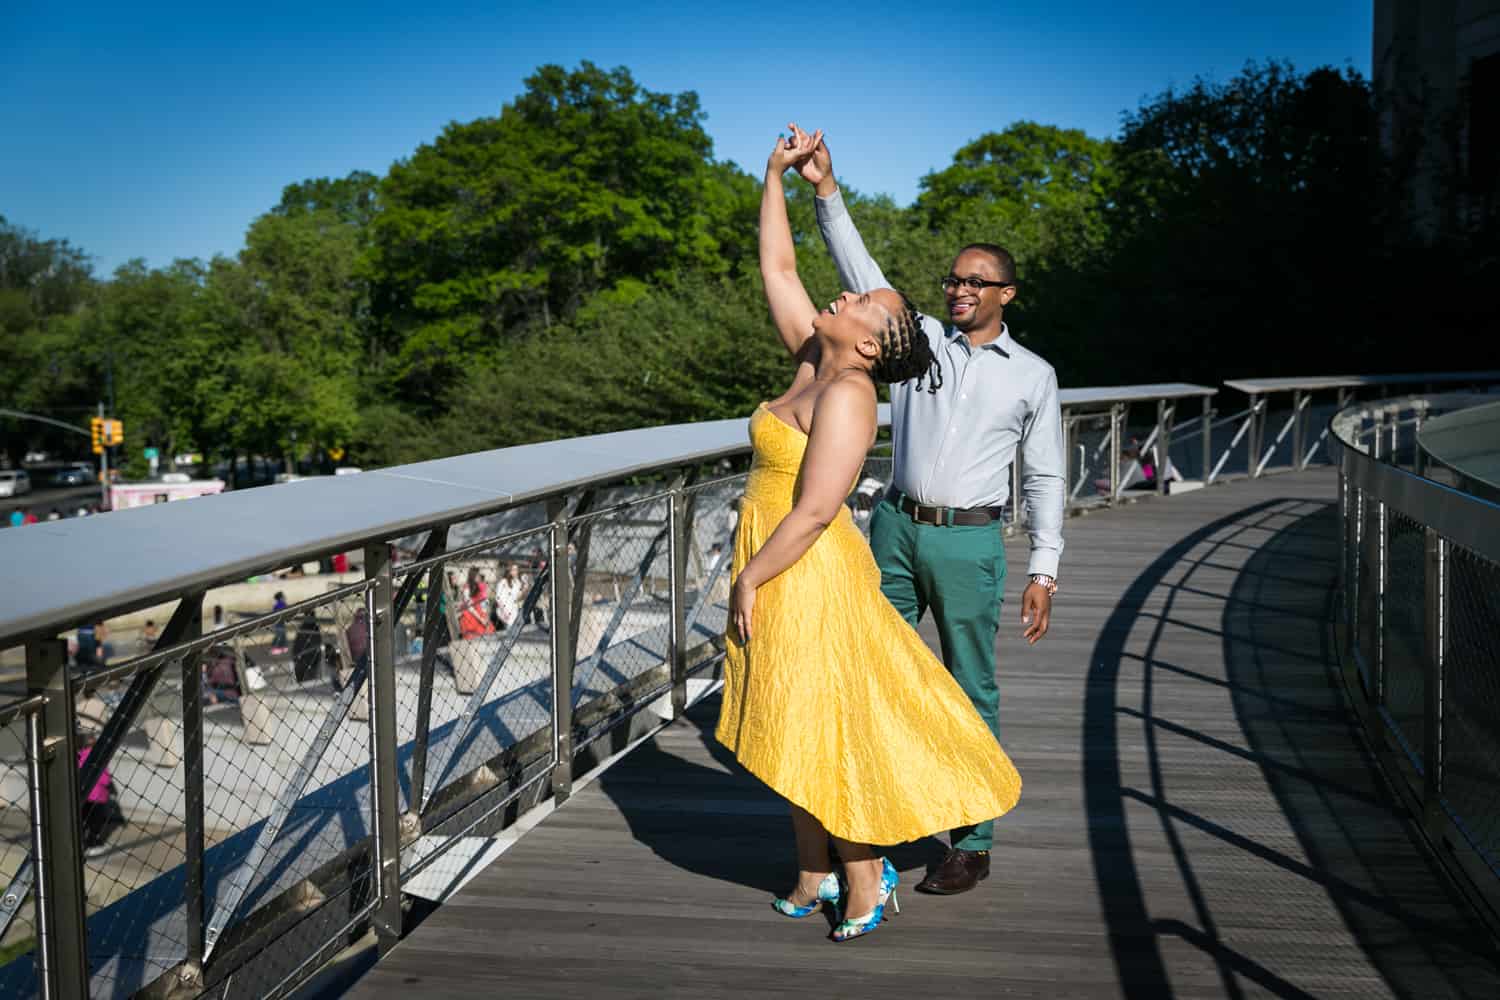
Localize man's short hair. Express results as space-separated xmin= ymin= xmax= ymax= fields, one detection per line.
xmin=958 ymin=243 xmax=1017 ymax=284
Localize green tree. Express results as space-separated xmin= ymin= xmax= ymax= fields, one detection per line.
xmin=0 ymin=217 xmax=98 ymax=464
xmin=76 ymin=259 xmax=225 ymax=474
xmin=917 ymin=122 xmax=1116 ymax=272
xmin=366 ymin=61 xmax=758 ymax=404
xmin=1098 ymin=62 xmax=1384 ymax=383
xmin=203 ymin=208 xmax=364 ymax=470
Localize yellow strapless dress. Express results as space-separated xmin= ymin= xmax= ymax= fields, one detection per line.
xmin=715 ymin=403 xmax=1022 ymax=845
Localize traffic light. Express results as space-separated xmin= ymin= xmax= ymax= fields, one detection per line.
xmin=106 ymin=419 xmax=124 ymax=445
xmin=91 ymin=417 xmax=104 ymax=454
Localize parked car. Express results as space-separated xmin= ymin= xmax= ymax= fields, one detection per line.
xmin=0 ymin=470 xmax=31 ymax=497
xmin=49 ymin=463 xmax=96 ymax=487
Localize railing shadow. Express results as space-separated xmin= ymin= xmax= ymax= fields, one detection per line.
xmin=1085 ymin=496 xmax=1500 ymax=998
xmin=1222 ymin=501 xmax=1500 ymax=998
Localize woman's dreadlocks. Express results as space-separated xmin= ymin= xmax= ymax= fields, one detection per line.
xmin=871 ymin=291 xmax=943 ymax=392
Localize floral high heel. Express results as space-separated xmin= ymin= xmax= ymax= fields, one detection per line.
xmin=772 ymin=870 xmax=843 ymax=920
xmin=831 ymin=858 xmax=900 ymax=943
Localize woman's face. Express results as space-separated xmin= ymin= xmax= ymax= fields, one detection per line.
xmin=811 ymin=288 xmax=904 ymax=362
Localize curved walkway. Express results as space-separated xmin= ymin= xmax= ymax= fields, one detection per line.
xmin=348 ymin=469 xmax=1500 ymax=999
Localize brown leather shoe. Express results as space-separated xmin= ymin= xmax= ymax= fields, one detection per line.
xmin=915 ymin=848 xmax=990 ymax=895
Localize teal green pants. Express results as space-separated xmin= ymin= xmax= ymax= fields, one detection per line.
xmin=868 ymin=496 xmax=1006 ymax=851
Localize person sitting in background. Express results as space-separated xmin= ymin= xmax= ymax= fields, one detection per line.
xmin=458 ymin=567 xmax=494 ymax=639
xmin=77 ymin=729 xmax=124 ymax=858
xmin=345 ymin=607 xmax=371 ymax=673
xmin=492 ymin=563 xmax=525 ymax=631
xmin=138 ymin=619 xmax=159 ymax=654
xmin=202 ymin=645 xmax=243 ymax=705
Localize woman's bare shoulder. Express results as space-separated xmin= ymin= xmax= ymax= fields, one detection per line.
xmin=809 ymin=376 xmax=878 ymax=437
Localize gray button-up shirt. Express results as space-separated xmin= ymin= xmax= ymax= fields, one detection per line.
xmin=816 ymin=189 xmax=1065 ymax=578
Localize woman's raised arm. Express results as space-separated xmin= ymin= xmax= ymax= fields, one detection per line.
xmin=760 ymin=129 xmax=822 ymax=358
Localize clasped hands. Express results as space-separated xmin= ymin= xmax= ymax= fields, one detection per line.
xmin=767 ymin=122 xmax=836 ymax=185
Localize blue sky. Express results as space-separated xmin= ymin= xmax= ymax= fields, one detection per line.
xmin=1 ymin=1 xmax=1372 ymax=276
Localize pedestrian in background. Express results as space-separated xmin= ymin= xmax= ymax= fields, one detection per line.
xmin=493 ymin=562 xmax=525 ymax=631
xmin=458 ymin=567 xmax=493 ymax=639
xmin=270 ymin=591 xmax=289 ymax=653
xmin=77 ymin=730 xmax=124 ymax=858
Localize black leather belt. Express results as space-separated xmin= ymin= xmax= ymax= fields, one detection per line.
xmin=889 ymin=490 xmax=1004 ymax=527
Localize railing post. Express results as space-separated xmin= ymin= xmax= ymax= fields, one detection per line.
xmin=1108 ymin=404 xmax=1122 ymax=501
xmin=179 ymin=618 xmax=207 ymax=987
xmin=669 ymin=488 xmax=691 ymax=719
xmin=1248 ymin=393 xmax=1264 ymax=478
xmin=548 ymin=498 xmax=576 ymax=805
xmin=1292 ymin=390 xmax=1306 ymax=471
xmin=27 ymin=637 xmax=90 ymax=1000
xmin=1200 ymin=393 xmax=1213 ymax=485
xmin=1375 ymin=499 xmax=1387 ymax=704
xmin=364 ymin=543 xmax=403 ymax=952
xmin=1060 ymin=409 xmax=1073 ymax=504
xmin=1422 ymin=528 xmax=1446 ymax=826
xmin=1414 ymin=404 xmax=1428 ymax=478
xmin=1156 ymin=399 xmax=1173 ymax=496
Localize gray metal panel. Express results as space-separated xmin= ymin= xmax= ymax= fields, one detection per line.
xmin=1057 ymin=383 xmax=1215 ymax=406
xmin=1227 ymin=372 xmax=1500 ymax=394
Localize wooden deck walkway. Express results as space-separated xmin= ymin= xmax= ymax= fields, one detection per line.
xmin=347 ymin=470 xmax=1500 ymax=999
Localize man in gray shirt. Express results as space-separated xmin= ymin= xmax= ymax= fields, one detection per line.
xmin=796 ymin=127 xmax=1065 ymax=895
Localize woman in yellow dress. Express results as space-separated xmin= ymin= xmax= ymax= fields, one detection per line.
xmin=717 ymin=128 xmax=1022 ymax=943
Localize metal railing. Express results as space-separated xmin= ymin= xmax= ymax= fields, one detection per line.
xmin=1 ymin=372 xmax=1497 ymax=999
xmin=1330 ymin=390 xmax=1500 ymax=937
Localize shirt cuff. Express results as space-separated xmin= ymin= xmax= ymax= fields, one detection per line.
xmin=1027 ymin=550 xmax=1061 ymax=579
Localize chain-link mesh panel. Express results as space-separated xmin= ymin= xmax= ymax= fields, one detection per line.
xmin=0 ymin=708 xmax=36 ymax=995
xmin=188 ymin=585 xmax=374 ymax=998
xmin=1355 ymin=495 xmax=1380 ymax=686
xmin=71 ymin=655 xmax=192 ymax=996
xmin=394 ymin=523 xmax=555 ymax=849
xmin=1067 ymin=416 xmax=1121 ymax=504
xmin=1442 ymin=543 xmax=1500 ymax=875
xmin=681 ymin=478 xmax=745 ymax=660
xmin=1381 ymin=511 xmax=1427 ymax=768
xmin=570 ymin=493 xmax=673 ymax=714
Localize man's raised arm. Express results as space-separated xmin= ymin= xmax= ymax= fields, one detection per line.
xmin=788 ymin=124 xmax=890 ymax=294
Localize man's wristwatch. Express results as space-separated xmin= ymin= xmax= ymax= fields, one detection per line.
xmin=1029 ymin=574 xmax=1058 ymax=596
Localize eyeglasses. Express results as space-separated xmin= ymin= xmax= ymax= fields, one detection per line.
xmin=941 ymin=275 xmax=1011 ymax=292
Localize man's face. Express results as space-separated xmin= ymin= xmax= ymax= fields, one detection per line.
xmin=945 ymin=249 xmax=1015 ymax=332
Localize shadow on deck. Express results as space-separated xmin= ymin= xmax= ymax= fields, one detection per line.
xmin=348 ymin=470 xmax=1500 ymax=999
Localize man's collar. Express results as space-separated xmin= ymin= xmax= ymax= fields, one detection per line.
xmin=945 ymin=322 xmax=1012 ymax=358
